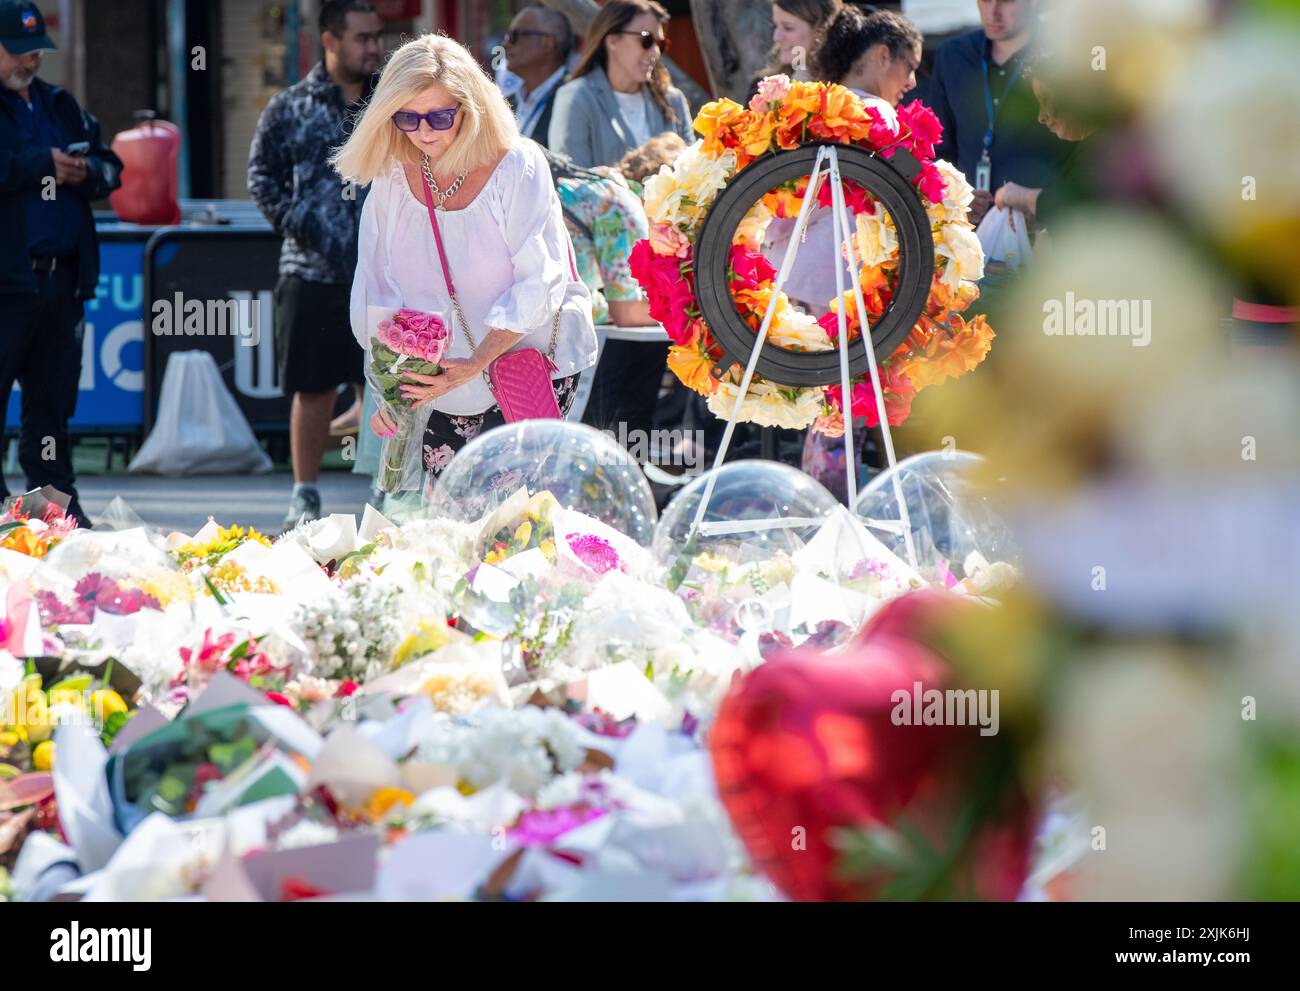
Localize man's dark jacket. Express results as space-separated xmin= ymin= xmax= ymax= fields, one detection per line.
xmin=0 ymin=77 xmax=123 ymax=300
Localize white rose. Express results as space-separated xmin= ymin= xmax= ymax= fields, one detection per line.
xmin=936 ymin=222 xmax=985 ymax=288
xmin=853 ymin=202 xmax=899 ymax=268
xmin=928 ymin=160 xmax=975 ymax=225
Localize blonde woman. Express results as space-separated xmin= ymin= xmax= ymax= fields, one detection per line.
xmin=334 ymin=34 xmax=597 ymax=487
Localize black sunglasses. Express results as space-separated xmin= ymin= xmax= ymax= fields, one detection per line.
xmin=613 ymin=29 xmax=670 ymax=52
xmin=504 ymin=28 xmax=553 ymax=45
xmin=391 ymin=106 xmax=461 ymax=132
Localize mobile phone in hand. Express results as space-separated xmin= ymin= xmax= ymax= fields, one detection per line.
xmin=65 ymin=141 xmax=90 ymax=156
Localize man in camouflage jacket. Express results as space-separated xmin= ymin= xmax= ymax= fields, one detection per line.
xmin=248 ymin=0 xmax=382 ymax=530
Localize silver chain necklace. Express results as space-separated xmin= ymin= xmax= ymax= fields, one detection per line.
xmin=421 ymin=154 xmax=466 ymax=209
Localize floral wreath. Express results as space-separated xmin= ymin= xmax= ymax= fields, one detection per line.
xmin=629 ymin=75 xmax=995 ymax=433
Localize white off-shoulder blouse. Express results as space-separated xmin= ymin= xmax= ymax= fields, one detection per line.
xmin=350 ymin=138 xmax=598 ymax=416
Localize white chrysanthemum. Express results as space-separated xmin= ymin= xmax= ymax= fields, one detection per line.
xmin=646 ymin=141 xmax=737 ymax=231
xmin=411 ymin=706 xmax=587 ymax=800
xmin=706 ymin=379 xmax=825 ymax=430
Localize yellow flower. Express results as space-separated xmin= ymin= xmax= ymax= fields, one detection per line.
xmin=0 ymin=526 xmax=48 ymax=558
xmin=693 ymin=98 xmax=747 ymax=158
xmin=393 ymin=620 xmax=454 ymax=667
xmin=692 ymin=552 xmax=731 ymax=573
xmin=513 ymin=520 xmax=533 ymax=546
xmin=33 ymin=740 xmax=55 ymax=772
xmin=90 ymin=689 xmax=128 ymax=722
xmin=364 ymin=786 xmax=415 ymax=821
xmin=736 ymin=110 xmax=776 ymax=158
xmin=539 ymin=538 xmax=556 ymax=560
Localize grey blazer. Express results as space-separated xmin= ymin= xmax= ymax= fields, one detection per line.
xmin=548 ymin=66 xmax=694 ymax=168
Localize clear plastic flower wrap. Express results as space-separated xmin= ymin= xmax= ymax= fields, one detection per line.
xmin=653 ymin=460 xmax=921 ymax=649
xmin=852 ymin=450 xmax=1021 ymax=593
xmin=362 ymin=304 xmax=448 ymax=493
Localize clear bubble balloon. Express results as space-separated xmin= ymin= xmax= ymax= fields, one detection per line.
xmin=424 ymin=420 xmax=657 ymax=546
xmin=425 ymin=422 xmax=659 ymax=645
xmin=654 ymin=460 xmax=921 ymax=647
xmin=852 ymin=450 xmax=1021 ymax=593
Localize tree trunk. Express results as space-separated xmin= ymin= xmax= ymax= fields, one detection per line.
xmin=688 ymin=0 xmax=775 ymax=103
xmin=542 ymin=0 xmax=714 ymax=112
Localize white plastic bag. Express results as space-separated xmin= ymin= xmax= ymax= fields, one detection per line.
xmin=976 ymin=205 xmax=1033 ymax=270
xmin=128 ymin=350 xmax=272 ymax=476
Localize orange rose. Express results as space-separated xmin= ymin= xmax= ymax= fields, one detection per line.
xmin=807 ymin=84 xmax=874 ymax=144
xmin=694 ymin=99 xmax=748 ymax=159
xmin=667 ymin=325 xmax=719 ymax=396
xmin=772 ymin=80 xmax=821 ymax=149
xmin=734 ymin=285 xmax=790 ymax=331
xmin=737 ymin=111 xmax=776 ymax=160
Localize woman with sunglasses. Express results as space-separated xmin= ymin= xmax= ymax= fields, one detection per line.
xmin=333 ymin=34 xmax=597 ymax=491
xmin=549 ymin=0 xmax=693 ymax=168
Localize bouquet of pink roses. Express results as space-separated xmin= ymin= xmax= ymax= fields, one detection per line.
xmin=370 ymin=309 xmax=450 ymax=491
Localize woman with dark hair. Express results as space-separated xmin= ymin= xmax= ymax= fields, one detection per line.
xmin=815 ymin=7 xmax=923 ymax=107
xmin=549 ymin=0 xmax=693 ymax=167
xmin=757 ymin=10 xmax=923 ymax=318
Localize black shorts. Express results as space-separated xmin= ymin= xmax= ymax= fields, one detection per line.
xmin=273 ymin=275 xmax=364 ymax=395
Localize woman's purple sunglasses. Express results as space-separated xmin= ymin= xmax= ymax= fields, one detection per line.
xmin=391 ymin=105 xmax=461 ymax=132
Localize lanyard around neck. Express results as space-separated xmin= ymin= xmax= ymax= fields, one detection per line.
xmin=981 ymin=52 xmax=1024 ymax=152
xmin=521 ymin=70 xmax=563 ymax=135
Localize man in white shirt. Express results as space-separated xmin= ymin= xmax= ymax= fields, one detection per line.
xmin=501 ymin=5 xmax=573 ymax=147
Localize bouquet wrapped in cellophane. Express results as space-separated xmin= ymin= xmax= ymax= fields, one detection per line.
xmin=366 ymin=307 xmax=450 ymax=492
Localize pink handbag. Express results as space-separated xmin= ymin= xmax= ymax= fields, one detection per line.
xmin=422 ymin=170 xmax=575 ymax=422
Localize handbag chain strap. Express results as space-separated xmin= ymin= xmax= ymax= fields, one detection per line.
xmin=419 ymin=164 xmax=562 ymax=380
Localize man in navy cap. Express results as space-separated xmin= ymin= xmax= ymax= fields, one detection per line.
xmin=0 ymin=1 xmax=120 ymax=527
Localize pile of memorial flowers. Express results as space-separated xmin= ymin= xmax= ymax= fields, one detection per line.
xmin=0 ymin=426 xmax=1062 ymax=902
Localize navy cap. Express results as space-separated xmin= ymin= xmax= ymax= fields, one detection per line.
xmin=0 ymin=2 xmax=56 ymax=55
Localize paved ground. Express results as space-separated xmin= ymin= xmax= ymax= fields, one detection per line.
xmin=6 ymin=471 xmax=376 ymax=535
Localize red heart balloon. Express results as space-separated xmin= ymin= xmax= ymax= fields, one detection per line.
xmin=710 ymin=593 xmax=1033 ymax=901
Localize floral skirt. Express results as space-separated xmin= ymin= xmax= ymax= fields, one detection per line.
xmin=421 ymin=374 xmax=581 ymax=478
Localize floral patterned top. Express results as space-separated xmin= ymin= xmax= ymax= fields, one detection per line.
xmin=555 ymin=167 xmax=648 ymax=325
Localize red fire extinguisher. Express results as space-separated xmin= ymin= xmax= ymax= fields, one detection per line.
xmin=109 ymin=110 xmax=182 ymax=225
